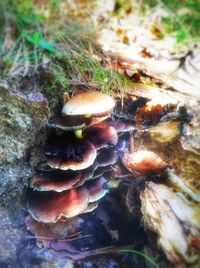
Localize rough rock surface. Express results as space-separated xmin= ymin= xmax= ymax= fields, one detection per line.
xmin=0 ymin=80 xmax=50 ymax=267
xmin=0 ymin=80 xmax=50 ymax=195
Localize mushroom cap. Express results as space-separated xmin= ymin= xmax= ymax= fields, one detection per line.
xmin=97 ymin=148 xmax=118 ymax=167
xmin=48 ymin=116 xmax=86 ymax=131
xmin=27 ymin=187 xmax=90 ymax=223
xmin=27 ymin=177 xmax=108 ymax=223
xmin=82 ymin=202 xmax=99 ymax=213
xmin=48 ymin=114 xmax=110 ymax=131
xmin=87 ymin=177 xmax=108 ymax=202
xmin=97 ymin=119 xmax=135 ymax=133
xmin=122 ymin=150 xmax=168 ymax=175
xmin=47 ymin=140 xmax=97 ymax=171
xmin=30 ymin=170 xmax=82 ymax=192
xmin=83 ymin=125 xmax=118 ymax=150
xmin=62 ymin=91 xmax=115 ymax=116
xmin=73 ymin=160 xmax=99 ymax=187
xmin=92 ymin=166 xmax=112 ymax=180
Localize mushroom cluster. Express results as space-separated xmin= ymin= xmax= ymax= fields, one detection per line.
xmin=26 ymin=91 xmax=124 ymax=223
xmin=24 ymin=90 xmax=200 ymax=267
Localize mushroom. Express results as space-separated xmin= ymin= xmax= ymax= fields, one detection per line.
xmin=122 ymin=149 xmax=168 ymax=175
xmin=62 ymin=91 xmax=115 ymax=124
xmin=30 ymin=170 xmax=82 ymax=192
xmin=72 ymin=160 xmax=99 ymax=188
xmin=86 ymin=176 xmax=108 ymax=202
xmin=97 ymin=148 xmax=118 ymax=167
xmin=83 ymin=124 xmax=118 ymax=150
xmin=48 ymin=116 xmax=86 ymax=131
xmin=46 ymin=139 xmax=97 ymax=171
xmin=48 ymin=92 xmax=115 ymax=135
xmin=121 ymin=132 xmax=167 ymax=175
xmin=94 ymin=119 xmax=135 ymax=133
xmin=27 ymin=177 xmax=108 ymax=223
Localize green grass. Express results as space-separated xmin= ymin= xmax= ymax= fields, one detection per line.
xmin=120 ymin=248 xmax=160 ymax=268
xmin=1 ymin=0 xmax=199 ymax=110
xmin=0 ymin=0 xmax=131 ymax=110
xmin=113 ymin=0 xmax=200 ymax=48
xmin=142 ymin=0 xmax=200 ymax=46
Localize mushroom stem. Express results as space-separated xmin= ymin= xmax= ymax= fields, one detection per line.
xmin=63 ymin=92 xmax=69 ymax=104
xmin=129 ymin=130 xmax=134 ymax=154
xmin=74 ymin=129 xmax=83 ymax=139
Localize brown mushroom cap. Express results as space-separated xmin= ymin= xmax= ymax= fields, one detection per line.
xmin=47 ymin=140 xmax=97 ymax=171
xmin=30 ymin=170 xmax=82 ymax=192
xmin=87 ymin=176 xmax=108 ymax=202
xmin=122 ymin=150 xmax=168 ymax=175
xmin=62 ymin=91 xmax=115 ymax=116
xmin=92 ymin=166 xmax=112 ymax=180
xmin=27 ymin=177 xmax=108 ymax=223
xmin=83 ymin=125 xmax=118 ymax=150
xmin=97 ymin=119 xmax=135 ymax=133
xmin=82 ymin=202 xmax=99 ymax=214
xmin=73 ymin=160 xmax=99 ymax=187
xmin=48 ymin=114 xmax=110 ymax=131
xmin=97 ymin=148 xmax=118 ymax=167
xmin=27 ymin=187 xmax=90 ymax=223
xmin=48 ymin=116 xmax=86 ymax=131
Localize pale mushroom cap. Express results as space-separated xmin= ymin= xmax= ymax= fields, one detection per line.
xmin=122 ymin=150 xmax=168 ymax=175
xmin=62 ymin=92 xmax=115 ymax=115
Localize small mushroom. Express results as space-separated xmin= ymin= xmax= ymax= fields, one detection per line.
xmin=122 ymin=149 xmax=168 ymax=175
xmin=83 ymin=125 xmax=118 ymax=150
xmin=48 ymin=92 xmax=115 ymax=138
xmin=95 ymin=119 xmax=135 ymax=133
xmin=62 ymin=91 xmax=115 ymax=121
xmin=46 ymin=139 xmax=97 ymax=171
xmin=97 ymin=148 xmax=118 ymax=167
xmin=86 ymin=176 xmax=108 ymax=202
xmin=27 ymin=177 xmax=108 ymax=223
xmin=48 ymin=116 xmax=86 ymax=131
xmin=92 ymin=166 xmax=112 ymax=180
xmin=72 ymin=160 xmax=99 ymax=188
xmin=121 ymin=131 xmax=167 ymax=175
xmin=30 ymin=170 xmax=82 ymax=192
